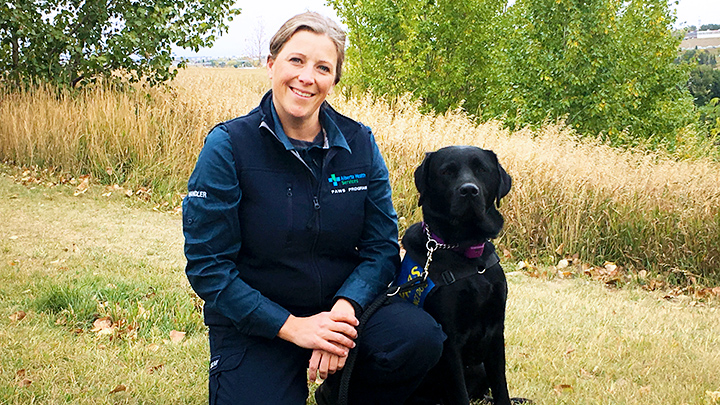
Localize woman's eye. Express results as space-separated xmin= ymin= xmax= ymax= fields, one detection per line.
xmin=318 ymin=65 xmax=331 ymax=73
xmin=289 ymin=57 xmax=302 ymax=64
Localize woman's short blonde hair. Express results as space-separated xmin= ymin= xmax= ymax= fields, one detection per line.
xmin=269 ymin=12 xmax=346 ymax=84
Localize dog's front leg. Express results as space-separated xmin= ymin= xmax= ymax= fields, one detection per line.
xmin=436 ymin=345 xmax=471 ymax=405
xmin=484 ymin=334 xmax=511 ymax=405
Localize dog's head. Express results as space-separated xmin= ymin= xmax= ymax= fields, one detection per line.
xmin=414 ymin=145 xmax=512 ymax=244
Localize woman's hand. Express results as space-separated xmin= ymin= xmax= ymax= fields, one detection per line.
xmin=308 ymin=346 xmax=348 ymax=382
xmin=306 ymin=299 xmax=357 ymax=382
xmin=277 ymin=299 xmax=359 ymax=361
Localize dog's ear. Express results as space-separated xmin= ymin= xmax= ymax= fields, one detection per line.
xmin=495 ymin=157 xmax=512 ymax=208
xmin=414 ymin=152 xmax=433 ymax=206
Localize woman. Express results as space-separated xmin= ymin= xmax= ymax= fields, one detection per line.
xmin=183 ymin=12 xmax=445 ymax=404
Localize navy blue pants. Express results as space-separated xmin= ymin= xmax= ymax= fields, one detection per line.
xmin=207 ymin=296 xmax=446 ymax=405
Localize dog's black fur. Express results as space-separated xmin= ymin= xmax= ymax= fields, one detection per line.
xmin=404 ymin=145 xmax=515 ymax=405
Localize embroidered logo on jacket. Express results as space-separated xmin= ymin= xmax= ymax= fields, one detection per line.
xmin=187 ymin=190 xmax=207 ymax=198
xmin=395 ymin=255 xmax=435 ymax=308
xmin=328 ymin=173 xmax=368 ymax=194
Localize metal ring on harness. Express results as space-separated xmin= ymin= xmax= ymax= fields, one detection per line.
xmin=426 ymin=238 xmax=438 ymax=252
xmin=386 ymin=286 xmax=401 ymax=297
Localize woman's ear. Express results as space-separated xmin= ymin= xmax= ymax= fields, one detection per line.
xmin=266 ymin=55 xmax=275 ymax=78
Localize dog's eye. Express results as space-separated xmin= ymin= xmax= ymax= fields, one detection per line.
xmin=471 ymin=157 xmax=489 ymax=173
xmin=439 ymin=163 xmax=458 ymax=176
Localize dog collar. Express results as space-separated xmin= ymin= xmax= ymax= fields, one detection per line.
xmin=422 ymin=222 xmax=486 ymax=259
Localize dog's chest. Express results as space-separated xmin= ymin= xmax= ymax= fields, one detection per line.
xmin=398 ymin=247 xmax=502 ymax=303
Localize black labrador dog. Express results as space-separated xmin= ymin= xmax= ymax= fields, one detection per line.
xmin=397 ymin=145 xmax=522 ymax=405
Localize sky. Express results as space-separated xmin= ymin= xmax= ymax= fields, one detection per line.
xmin=171 ymin=0 xmax=720 ymax=58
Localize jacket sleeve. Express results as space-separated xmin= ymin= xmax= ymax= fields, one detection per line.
xmin=183 ymin=126 xmax=291 ymax=339
xmin=335 ymin=129 xmax=400 ymax=309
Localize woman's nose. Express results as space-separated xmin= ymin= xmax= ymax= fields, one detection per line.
xmin=298 ymin=66 xmax=315 ymax=85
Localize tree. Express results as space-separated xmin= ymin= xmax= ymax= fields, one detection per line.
xmin=688 ymin=66 xmax=720 ymax=106
xmin=330 ymin=0 xmax=696 ymax=147
xmin=246 ymin=17 xmax=267 ymax=67
xmin=502 ymin=0 xmax=697 ymax=145
xmin=0 ymin=0 xmax=240 ymax=87
xmin=679 ymin=49 xmax=717 ymax=66
xmin=329 ymin=0 xmax=507 ymax=115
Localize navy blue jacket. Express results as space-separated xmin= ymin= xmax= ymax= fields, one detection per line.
xmin=183 ymin=91 xmax=400 ymax=340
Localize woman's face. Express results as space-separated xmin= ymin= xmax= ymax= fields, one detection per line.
xmin=267 ymin=30 xmax=338 ymax=128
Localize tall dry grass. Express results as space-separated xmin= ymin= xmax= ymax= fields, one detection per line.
xmin=339 ymin=94 xmax=720 ymax=282
xmin=1 ymin=67 xmax=719 ymax=282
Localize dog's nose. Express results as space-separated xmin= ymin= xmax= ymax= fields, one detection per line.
xmin=459 ymin=183 xmax=480 ymax=197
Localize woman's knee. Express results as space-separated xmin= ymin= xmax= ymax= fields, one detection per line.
xmin=358 ymin=298 xmax=446 ymax=377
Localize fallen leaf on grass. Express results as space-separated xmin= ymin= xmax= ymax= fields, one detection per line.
xmin=91 ymin=317 xmax=114 ymax=335
xmin=557 ymin=269 xmax=574 ymax=279
xmin=696 ymin=287 xmax=720 ymax=299
xmin=579 ymin=368 xmax=595 ymax=379
xmin=146 ymin=364 xmax=164 ymax=374
xmin=707 ymin=391 xmax=720 ymax=402
xmin=18 ymin=379 xmax=32 ymax=387
xmin=73 ymin=176 xmax=90 ymax=196
xmin=169 ymin=330 xmax=186 ymax=343
xmin=9 ymin=310 xmax=26 ymax=322
xmin=554 ymin=384 xmax=574 ymax=395
xmin=16 ymin=369 xmax=26 ymax=377
xmin=109 ymin=384 xmax=127 ymax=394
xmin=147 ymin=343 xmax=160 ymax=352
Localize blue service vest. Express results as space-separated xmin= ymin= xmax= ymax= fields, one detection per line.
xmin=395 ymin=254 xmax=435 ymax=308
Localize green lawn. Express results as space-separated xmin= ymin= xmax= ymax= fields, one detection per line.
xmin=1 ymin=170 xmax=719 ymax=404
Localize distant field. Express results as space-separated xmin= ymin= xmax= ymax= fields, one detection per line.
xmin=1 ymin=67 xmax=720 ymax=283
xmin=681 ymin=36 xmax=720 ymax=52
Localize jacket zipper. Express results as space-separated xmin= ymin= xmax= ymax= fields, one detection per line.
xmin=262 ymin=121 xmax=327 ymax=308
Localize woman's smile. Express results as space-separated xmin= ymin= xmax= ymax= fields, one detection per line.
xmin=267 ymin=30 xmax=338 ymax=139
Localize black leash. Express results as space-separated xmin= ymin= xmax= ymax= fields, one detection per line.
xmin=336 ymin=225 xmax=459 ymax=405
xmin=336 ymin=274 xmax=428 ymax=405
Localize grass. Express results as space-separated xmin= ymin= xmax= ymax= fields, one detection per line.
xmin=1 ymin=67 xmax=720 ymax=402
xmin=1 ymin=167 xmax=719 ymax=404
xmin=0 ymin=170 xmax=206 ymax=404
xmin=1 ymin=67 xmax=719 ymax=283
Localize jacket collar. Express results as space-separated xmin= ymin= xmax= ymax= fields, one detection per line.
xmin=258 ymin=90 xmax=351 ymax=153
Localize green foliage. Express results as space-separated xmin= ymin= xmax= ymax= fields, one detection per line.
xmin=688 ymin=66 xmax=720 ymax=106
xmin=0 ymin=0 xmax=240 ymax=87
xmin=679 ymin=49 xmax=717 ymax=66
xmin=331 ymin=0 xmax=698 ymax=148
xmin=699 ymin=98 xmax=720 ymax=137
xmin=329 ymin=0 xmax=507 ymax=114
xmin=504 ymin=0 xmax=696 ymax=147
